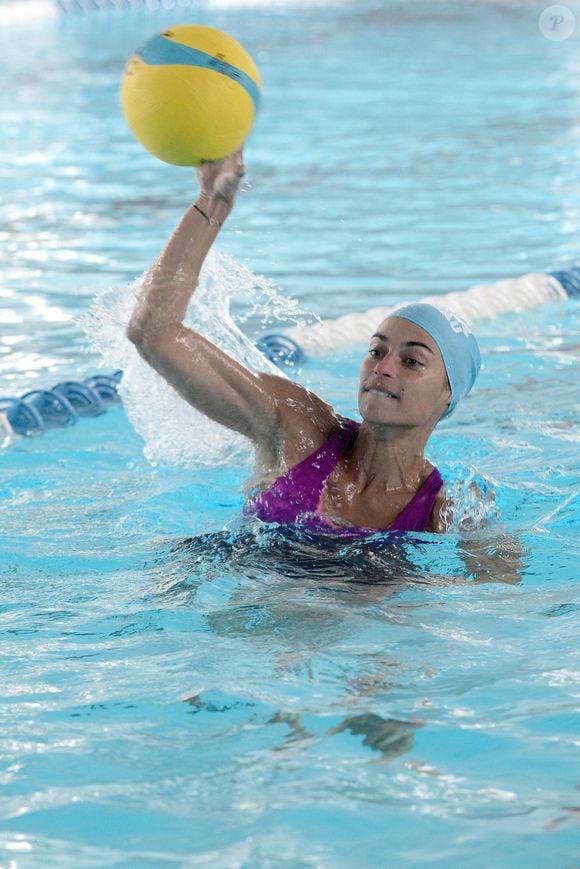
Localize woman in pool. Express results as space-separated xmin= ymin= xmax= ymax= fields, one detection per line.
xmin=127 ymin=150 xmax=481 ymax=535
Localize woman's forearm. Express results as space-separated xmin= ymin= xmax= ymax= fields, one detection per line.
xmin=127 ymin=194 xmax=231 ymax=344
xmin=127 ymin=150 xmax=245 ymax=348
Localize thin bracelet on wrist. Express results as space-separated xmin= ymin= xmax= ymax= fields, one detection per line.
xmin=192 ymin=203 xmax=223 ymax=228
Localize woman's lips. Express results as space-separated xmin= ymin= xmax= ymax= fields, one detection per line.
xmin=365 ymin=386 xmax=399 ymax=400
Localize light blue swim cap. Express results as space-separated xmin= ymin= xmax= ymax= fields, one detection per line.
xmin=389 ymin=303 xmax=481 ymax=417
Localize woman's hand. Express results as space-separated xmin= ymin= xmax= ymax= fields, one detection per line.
xmin=196 ymin=148 xmax=246 ymax=207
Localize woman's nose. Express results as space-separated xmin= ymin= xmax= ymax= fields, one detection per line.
xmin=374 ymin=352 xmax=397 ymax=376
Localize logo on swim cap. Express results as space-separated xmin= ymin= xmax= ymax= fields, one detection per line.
xmin=437 ymin=306 xmax=473 ymax=338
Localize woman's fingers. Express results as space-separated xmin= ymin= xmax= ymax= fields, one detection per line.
xmin=196 ymin=147 xmax=246 ymax=202
xmin=229 ymin=147 xmax=245 ymax=176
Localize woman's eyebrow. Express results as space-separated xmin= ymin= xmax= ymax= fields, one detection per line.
xmin=371 ymin=333 xmax=434 ymax=354
xmin=405 ymin=341 xmax=434 ymax=354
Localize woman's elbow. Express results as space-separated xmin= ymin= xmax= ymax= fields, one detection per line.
xmin=126 ymin=317 xmax=148 ymax=352
xmin=126 ymin=310 xmax=166 ymax=367
xmin=126 ymin=318 xmax=180 ymax=369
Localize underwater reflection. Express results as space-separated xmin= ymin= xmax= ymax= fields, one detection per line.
xmin=182 ymin=691 xmax=421 ymax=764
xmin=270 ymin=710 xmax=421 ymax=763
xmin=164 ymin=527 xmax=525 ymax=773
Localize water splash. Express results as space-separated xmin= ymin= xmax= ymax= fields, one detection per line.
xmin=440 ymin=466 xmax=500 ymax=532
xmin=84 ymin=250 xmax=313 ymax=468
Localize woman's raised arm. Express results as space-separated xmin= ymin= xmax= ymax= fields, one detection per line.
xmin=127 ymin=151 xmax=334 ymax=450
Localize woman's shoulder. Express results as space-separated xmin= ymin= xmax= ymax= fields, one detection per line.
xmin=259 ymin=372 xmax=348 ymax=448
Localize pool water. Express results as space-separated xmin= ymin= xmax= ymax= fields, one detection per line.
xmin=1 ymin=1 xmax=580 ymax=866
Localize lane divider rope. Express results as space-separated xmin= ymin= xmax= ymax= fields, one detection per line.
xmin=1 ymin=265 xmax=578 ymax=441
xmin=0 ymin=371 xmax=122 ymax=441
xmin=257 ymin=266 xmax=580 ymax=363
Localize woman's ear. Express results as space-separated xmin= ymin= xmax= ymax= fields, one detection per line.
xmin=439 ymin=379 xmax=452 ymax=419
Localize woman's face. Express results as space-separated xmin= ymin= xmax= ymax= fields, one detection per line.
xmin=358 ymin=317 xmax=451 ymax=427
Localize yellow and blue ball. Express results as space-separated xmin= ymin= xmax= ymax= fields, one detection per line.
xmin=121 ymin=25 xmax=262 ymax=166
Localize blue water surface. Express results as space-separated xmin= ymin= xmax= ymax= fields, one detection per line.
xmin=1 ymin=1 xmax=579 ymax=866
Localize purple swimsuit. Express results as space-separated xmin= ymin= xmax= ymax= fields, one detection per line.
xmin=245 ymin=419 xmax=443 ymax=536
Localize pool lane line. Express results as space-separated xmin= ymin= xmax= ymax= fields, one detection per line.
xmin=1 ymin=265 xmax=578 ymax=440
xmin=258 ymin=265 xmax=580 ymax=363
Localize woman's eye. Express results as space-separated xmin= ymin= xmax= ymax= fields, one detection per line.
xmin=405 ymin=357 xmax=424 ymax=368
xmin=368 ymin=348 xmax=381 ymax=358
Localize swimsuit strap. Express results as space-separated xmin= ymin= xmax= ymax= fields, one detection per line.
xmin=246 ymin=418 xmax=358 ymax=524
xmin=387 ymin=466 xmax=444 ymax=532
xmin=301 ymin=418 xmax=359 ymax=496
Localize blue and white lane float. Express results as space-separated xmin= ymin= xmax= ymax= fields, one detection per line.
xmin=1 ymin=266 xmax=579 ymax=441
xmin=256 ymin=266 xmax=580 ymax=364
xmin=0 ymin=372 xmax=123 ymax=441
